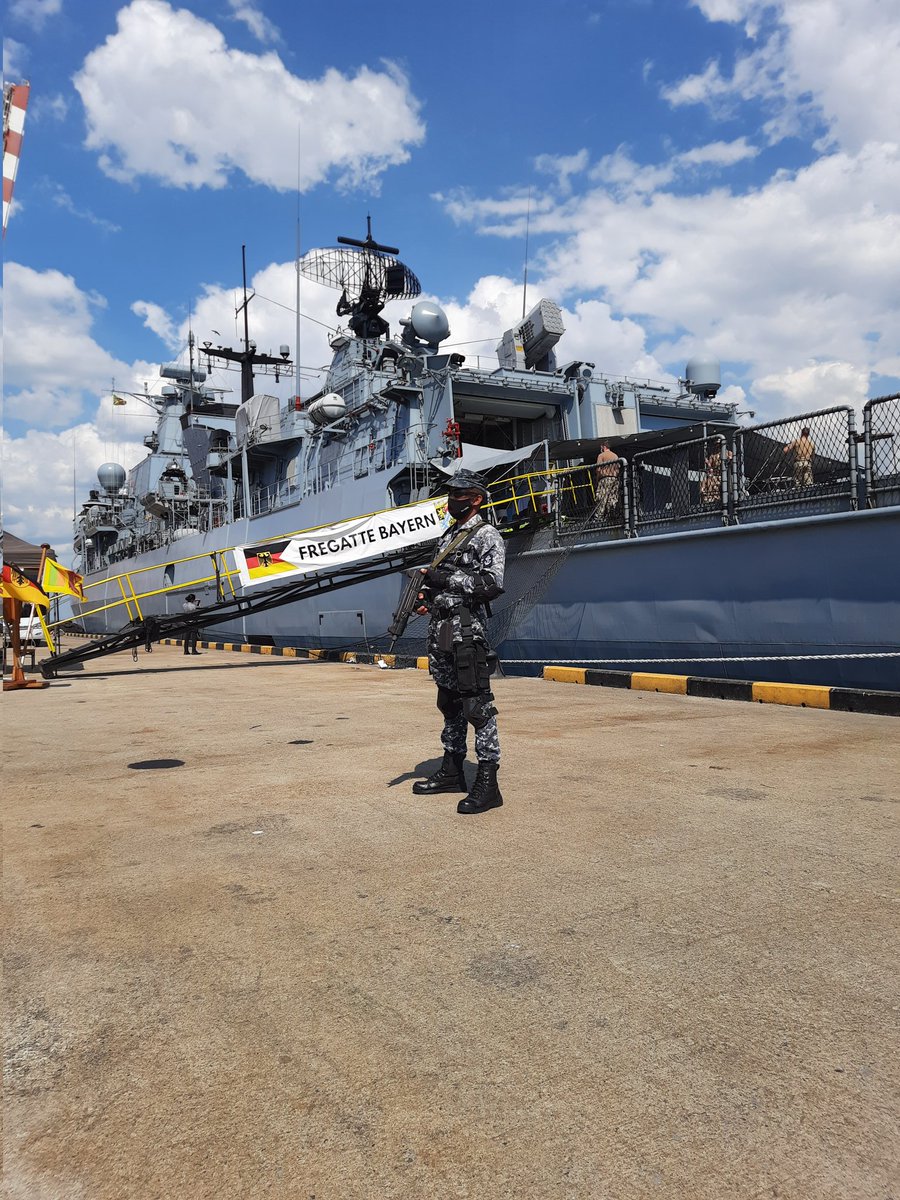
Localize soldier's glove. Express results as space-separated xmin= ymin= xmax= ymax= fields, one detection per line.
xmin=423 ymin=566 xmax=453 ymax=588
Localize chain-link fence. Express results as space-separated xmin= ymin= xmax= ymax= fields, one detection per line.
xmin=553 ymin=460 xmax=629 ymax=537
xmin=632 ymin=434 xmax=728 ymax=532
xmin=731 ymin=406 xmax=857 ymax=522
xmin=863 ymin=393 xmax=900 ymax=508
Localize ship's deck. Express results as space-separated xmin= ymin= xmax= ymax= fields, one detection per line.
xmin=6 ymin=646 xmax=898 ymax=1199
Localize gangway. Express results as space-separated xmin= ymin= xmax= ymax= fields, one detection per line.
xmin=39 ymin=548 xmax=427 ymax=678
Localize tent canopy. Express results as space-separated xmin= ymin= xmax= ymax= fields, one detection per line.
xmin=1 ymin=531 xmax=57 ymax=576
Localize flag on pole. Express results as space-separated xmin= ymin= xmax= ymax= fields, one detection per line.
xmin=1 ymin=564 xmax=49 ymax=607
xmin=41 ymin=558 xmax=86 ymax=601
xmin=112 ymin=395 xmax=127 ymax=406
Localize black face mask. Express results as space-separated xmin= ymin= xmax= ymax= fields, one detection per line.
xmin=447 ymin=496 xmax=474 ymax=520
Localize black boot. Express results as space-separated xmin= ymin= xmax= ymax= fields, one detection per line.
xmin=457 ymin=762 xmax=503 ymax=814
xmin=412 ymin=751 xmax=467 ymax=795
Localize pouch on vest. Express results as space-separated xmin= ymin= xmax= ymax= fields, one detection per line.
xmin=454 ymin=641 xmax=478 ymax=692
xmin=437 ymin=620 xmax=454 ymax=653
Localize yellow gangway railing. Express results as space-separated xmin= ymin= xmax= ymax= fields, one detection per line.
xmin=49 ymin=462 xmax=588 ymax=633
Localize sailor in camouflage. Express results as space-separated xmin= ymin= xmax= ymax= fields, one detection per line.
xmin=412 ymin=470 xmax=506 ymax=814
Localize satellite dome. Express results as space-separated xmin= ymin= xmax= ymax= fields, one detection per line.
xmin=97 ymin=462 xmax=126 ymax=493
xmin=685 ymin=356 xmax=721 ymax=397
xmin=307 ymin=392 xmax=347 ymax=425
xmin=409 ymin=301 xmax=450 ymax=346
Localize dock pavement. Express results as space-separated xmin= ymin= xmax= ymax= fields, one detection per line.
xmin=4 ymin=645 xmax=899 ymax=1199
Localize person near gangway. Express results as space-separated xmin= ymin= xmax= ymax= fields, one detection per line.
xmin=182 ymin=592 xmax=201 ymax=656
xmin=411 ymin=471 xmax=506 ymax=815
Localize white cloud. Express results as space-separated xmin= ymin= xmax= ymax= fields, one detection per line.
xmin=73 ymin=0 xmax=425 ymax=192
xmin=29 ymin=92 xmax=69 ymax=122
xmin=751 ymin=360 xmax=872 ymax=416
xmin=8 ymin=0 xmax=62 ymax=32
xmin=227 ymin=0 xmax=280 ymax=44
xmin=3 ymin=264 xmax=155 ymax=430
xmin=1 ymin=424 xmax=148 ymax=561
xmin=534 ymin=149 xmax=590 ymax=193
xmin=51 ymin=185 xmax=121 ymax=233
xmin=677 ymin=137 xmax=758 ymax=167
xmin=3 ymin=38 xmax=29 ymax=80
xmin=666 ymin=0 xmax=900 ymax=151
xmin=130 ymin=300 xmax=180 ymax=350
xmin=1 ymin=265 xmax=167 ymax=550
xmin=435 ymin=0 xmax=900 ymax=421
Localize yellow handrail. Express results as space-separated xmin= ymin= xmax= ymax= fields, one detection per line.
xmin=50 ymin=461 xmax=596 ymax=632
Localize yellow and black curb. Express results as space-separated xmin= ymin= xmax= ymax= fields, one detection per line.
xmin=543 ymin=665 xmax=900 ymax=716
xmin=159 ymin=638 xmax=898 ymax=716
xmin=160 ymin=638 xmax=429 ymax=672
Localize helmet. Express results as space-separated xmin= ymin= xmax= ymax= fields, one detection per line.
xmin=446 ymin=469 xmax=489 ymax=500
xmin=186 ymin=593 xmax=196 ymax=602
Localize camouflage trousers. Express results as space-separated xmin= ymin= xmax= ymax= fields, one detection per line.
xmin=428 ymin=648 xmax=500 ymax=764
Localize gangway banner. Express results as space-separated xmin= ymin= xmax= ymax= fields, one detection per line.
xmin=232 ymin=497 xmax=450 ymax=588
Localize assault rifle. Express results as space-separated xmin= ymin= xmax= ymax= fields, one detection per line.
xmin=387 ymin=526 xmax=476 ymax=649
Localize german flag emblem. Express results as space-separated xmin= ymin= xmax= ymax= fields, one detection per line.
xmin=242 ymin=540 xmax=296 ymax=581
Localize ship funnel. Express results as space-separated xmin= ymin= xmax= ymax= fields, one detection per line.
xmin=97 ymin=462 xmax=126 ymax=494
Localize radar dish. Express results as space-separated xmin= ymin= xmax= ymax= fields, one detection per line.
xmin=300 ymin=220 xmax=422 ymax=341
xmin=299 ymin=245 xmax=421 ymax=302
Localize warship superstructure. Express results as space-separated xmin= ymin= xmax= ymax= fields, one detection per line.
xmin=71 ymin=225 xmax=900 ymax=690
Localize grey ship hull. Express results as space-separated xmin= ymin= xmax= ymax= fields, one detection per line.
xmin=75 ymin=501 xmax=900 ymax=692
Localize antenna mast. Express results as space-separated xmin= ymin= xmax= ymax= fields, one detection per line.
xmin=522 ymin=188 xmax=532 ymax=320
xmin=295 ymin=128 xmax=302 ymax=403
xmin=202 ymin=246 xmax=294 ymax=404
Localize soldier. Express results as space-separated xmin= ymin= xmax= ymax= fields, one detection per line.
xmin=412 ymin=470 xmax=506 ymax=814
xmin=182 ymin=592 xmax=201 ymax=656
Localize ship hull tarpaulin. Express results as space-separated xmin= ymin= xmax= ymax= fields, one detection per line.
xmin=500 ymin=507 xmax=899 ymax=690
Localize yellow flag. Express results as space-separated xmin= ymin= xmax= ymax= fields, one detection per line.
xmin=1 ymin=564 xmax=49 ymax=607
xmin=41 ymin=558 xmax=86 ymax=601
xmin=112 ymin=395 xmax=127 ymax=406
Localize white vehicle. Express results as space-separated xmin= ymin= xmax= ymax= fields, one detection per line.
xmin=18 ymin=615 xmax=47 ymax=645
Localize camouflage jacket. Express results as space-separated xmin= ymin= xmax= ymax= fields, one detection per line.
xmin=427 ymin=514 xmax=506 ymax=642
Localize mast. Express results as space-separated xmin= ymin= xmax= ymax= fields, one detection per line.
xmin=201 ymin=245 xmax=293 ymax=404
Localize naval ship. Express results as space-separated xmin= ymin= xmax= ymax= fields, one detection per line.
xmin=70 ymin=225 xmax=900 ymax=690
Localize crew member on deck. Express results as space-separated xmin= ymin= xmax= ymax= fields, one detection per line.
xmin=412 ymin=471 xmax=506 ymax=815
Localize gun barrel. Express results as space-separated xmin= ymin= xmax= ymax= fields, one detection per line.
xmin=387 ymin=569 xmax=428 ymax=643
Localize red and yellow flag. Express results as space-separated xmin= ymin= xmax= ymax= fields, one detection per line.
xmin=1 ymin=564 xmax=49 ymax=607
xmin=41 ymin=558 xmax=86 ymax=601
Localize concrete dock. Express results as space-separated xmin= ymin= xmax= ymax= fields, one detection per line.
xmin=5 ymin=646 xmax=899 ymax=1199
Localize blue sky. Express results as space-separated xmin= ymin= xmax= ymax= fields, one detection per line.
xmin=3 ymin=0 xmax=899 ymax=554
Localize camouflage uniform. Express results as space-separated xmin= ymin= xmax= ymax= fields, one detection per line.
xmin=425 ymin=514 xmax=506 ymax=764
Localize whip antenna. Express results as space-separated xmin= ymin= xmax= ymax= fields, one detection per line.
xmin=522 ymin=187 xmax=532 ymax=319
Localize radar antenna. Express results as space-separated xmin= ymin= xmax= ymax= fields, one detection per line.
xmin=299 ymin=216 xmax=421 ymax=341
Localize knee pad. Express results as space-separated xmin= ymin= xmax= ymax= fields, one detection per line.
xmin=436 ymin=686 xmax=463 ymax=719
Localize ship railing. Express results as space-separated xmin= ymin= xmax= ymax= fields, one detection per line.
xmin=551 ymin=460 xmax=630 ymax=538
xmin=862 ymin=393 xmax=900 ymax=508
xmin=729 ymin=405 xmax=859 ymax=523
xmin=473 ymin=450 xmax=555 ymax=534
xmin=632 ymin=434 xmax=729 ymax=533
